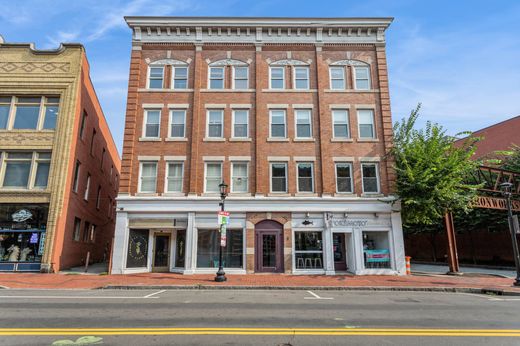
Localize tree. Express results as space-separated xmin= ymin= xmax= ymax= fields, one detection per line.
xmin=391 ymin=104 xmax=482 ymax=228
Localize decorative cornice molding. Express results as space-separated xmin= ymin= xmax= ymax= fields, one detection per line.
xmin=0 ymin=62 xmax=71 ymax=73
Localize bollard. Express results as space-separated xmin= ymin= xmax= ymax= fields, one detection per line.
xmin=405 ymin=256 xmax=411 ymax=275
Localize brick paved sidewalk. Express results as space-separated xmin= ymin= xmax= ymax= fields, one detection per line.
xmin=1 ymin=272 xmax=519 ymax=294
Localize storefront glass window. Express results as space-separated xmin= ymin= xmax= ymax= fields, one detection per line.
xmin=363 ymin=231 xmax=391 ymax=269
xmin=294 ymin=231 xmax=323 ymax=269
xmin=126 ymin=229 xmax=149 ymax=268
xmin=197 ymin=229 xmax=243 ymax=268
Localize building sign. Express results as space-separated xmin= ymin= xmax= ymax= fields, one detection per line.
xmin=126 ymin=229 xmax=149 ymax=268
xmin=365 ymin=249 xmax=390 ymax=263
xmin=331 ymin=218 xmax=368 ymax=228
xmin=12 ymin=209 xmax=33 ymax=223
xmin=218 ymin=211 xmax=230 ymax=225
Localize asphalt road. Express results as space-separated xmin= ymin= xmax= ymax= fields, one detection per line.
xmin=0 ymin=289 xmax=519 ymax=345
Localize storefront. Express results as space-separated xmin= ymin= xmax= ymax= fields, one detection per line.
xmin=111 ymin=198 xmax=405 ymax=276
xmin=0 ymin=204 xmax=48 ymax=272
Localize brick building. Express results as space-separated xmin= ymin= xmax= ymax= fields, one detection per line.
xmin=111 ymin=17 xmax=405 ymax=275
xmin=0 ymin=37 xmax=120 ymax=272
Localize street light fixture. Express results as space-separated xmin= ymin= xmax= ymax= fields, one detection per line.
xmin=500 ymin=182 xmax=520 ymax=286
xmin=215 ymin=181 xmax=228 ymax=282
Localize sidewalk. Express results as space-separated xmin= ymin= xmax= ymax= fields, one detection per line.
xmin=412 ymin=263 xmax=516 ymax=278
xmin=1 ymin=272 xmax=519 ymax=295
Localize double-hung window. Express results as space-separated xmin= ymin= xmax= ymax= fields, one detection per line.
xmin=144 ymin=109 xmax=161 ymax=138
xmin=329 ymin=67 xmax=346 ymax=90
xmin=0 ymin=96 xmax=60 ymax=130
xmin=209 ymin=67 xmax=225 ymax=89
xmin=332 ymin=110 xmax=350 ymax=138
xmin=354 ymin=66 xmax=370 ymax=90
xmin=205 ymin=162 xmax=222 ymax=193
xmin=271 ymin=163 xmax=287 ymax=193
xmin=1 ymin=152 xmax=51 ymax=189
xmin=0 ymin=97 xmax=10 ymax=129
xmin=73 ymin=161 xmax=81 ymax=192
xmin=84 ymin=174 xmax=91 ymax=200
xmin=73 ymin=217 xmax=81 ymax=241
xmin=13 ymin=97 xmax=40 ymax=129
xmin=335 ymin=163 xmax=353 ymax=193
xmin=34 ymin=152 xmax=51 ymax=189
xmin=295 ymin=109 xmax=312 ymax=138
xmin=42 ymin=97 xmax=59 ymax=129
xmin=233 ymin=66 xmax=248 ymax=89
xmin=231 ymin=162 xmax=248 ymax=193
xmin=172 ymin=66 xmax=188 ymax=89
xmin=166 ymin=162 xmax=183 ymax=193
xmin=297 ymin=162 xmax=314 ymax=193
xmin=169 ymin=110 xmax=186 ymax=138
xmin=207 ymin=110 xmax=223 ymax=138
xmin=361 ymin=163 xmax=380 ymax=193
xmin=294 ymin=67 xmax=309 ymax=89
xmin=270 ymin=67 xmax=285 ymax=89
xmin=96 ymin=186 xmax=101 ymax=209
xmin=139 ymin=162 xmax=157 ymax=193
xmin=232 ymin=110 xmax=248 ymax=138
xmin=148 ymin=66 xmax=164 ymax=89
xmin=358 ymin=109 xmax=375 ymax=139
xmin=79 ymin=111 xmax=87 ymax=139
xmin=270 ymin=110 xmax=286 ymax=138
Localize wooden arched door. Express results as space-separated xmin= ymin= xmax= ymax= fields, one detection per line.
xmin=255 ymin=220 xmax=284 ymax=273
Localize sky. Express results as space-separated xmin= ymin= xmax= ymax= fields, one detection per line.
xmin=1 ymin=0 xmax=519 ymax=154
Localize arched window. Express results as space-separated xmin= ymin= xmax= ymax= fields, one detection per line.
xmin=329 ymin=59 xmax=371 ymax=90
xmin=208 ymin=59 xmax=249 ymax=90
xmin=147 ymin=59 xmax=189 ymax=89
xmin=269 ymin=59 xmax=310 ymax=90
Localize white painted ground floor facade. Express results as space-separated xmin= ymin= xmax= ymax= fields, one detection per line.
xmin=111 ymin=196 xmax=406 ymax=276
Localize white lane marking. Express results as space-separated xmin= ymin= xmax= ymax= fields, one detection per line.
xmin=304 ymin=290 xmax=333 ymax=300
xmin=143 ymin=290 xmax=166 ymax=298
xmin=0 ymin=295 xmax=159 ymax=299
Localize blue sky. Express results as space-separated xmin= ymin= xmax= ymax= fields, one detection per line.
xmin=1 ymin=0 xmax=519 ymax=154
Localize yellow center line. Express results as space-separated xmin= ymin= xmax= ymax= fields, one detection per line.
xmin=0 ymin=328 xmax=520 ymax=337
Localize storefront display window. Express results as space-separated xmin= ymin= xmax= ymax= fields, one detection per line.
xmin=196 ymin=229 xmax=243 ymax=268
xmin=126 ymin=229 xmax=149 ymax=268
xmin=294 ymin=231 xmax=323 ymax=269
xmin=0 ymin=204 xmax=48 ymax=271
xmin=363 ymin=231 xmax=391 ymax=269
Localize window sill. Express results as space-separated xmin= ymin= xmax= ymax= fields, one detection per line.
xmin=139 ymin=137 xmax=162 ymax=142
xmin=228 ymin=193 xmax=252 ymax=197
xmin=357 ymin=138 xmax=379 ymax=143
xmin=295 ymin=193 xmax=318 ymax=197
xmin=262 ymin=89 xmax=317 ymax=93
xmin=330 ymin=138 xmax=354 ymax=142
xmin=135 ymin=193 xmax=159 ymax=196
xmin=267 ymin=138 xmax=289 ymax=142
xmin=361 ymin=193 xmax=383 ymax=198
xmin=200 ymin=89 xmax=255 ymax=93
xmin=203 ymin=138 xmax=226 ymax=142
xmin=267 ymin=193 xmax=290 ymax=196
xmin=324 ymin=89 xmax=380 ymax=93
xmin=293 ymin=138 xmax=315 ymax=142
xmin=333 ymin=192 xmax=356 ymax=197
xmin=229 ymin=138 xmax=252 ymax=142
xmin=138 ymin=88 xmax=194 ymax=92
xmin=201 ymin=193 xmax=221 ymax=197
xmin=162 ymin=192 xmax=185 ymax=197
xmin=165 ymin=138 xmax=188 ymax=142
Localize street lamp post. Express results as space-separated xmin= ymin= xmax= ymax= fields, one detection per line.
xmin=215 ymin=182 xmax=228 ymax=282
xmin=500 ymin=182 xmax=520 ymax=286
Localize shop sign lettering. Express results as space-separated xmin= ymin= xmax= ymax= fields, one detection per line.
xmin=332 ymin=218 xmax=368 ymax=228
xmin=12 ymin=209 xmax=33 ymax=223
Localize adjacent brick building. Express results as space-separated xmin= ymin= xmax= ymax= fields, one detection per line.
xmin=112 ymin=17 xmax=405 ymax=275
xmin=0 ymin=37 xmax=120 ymax=272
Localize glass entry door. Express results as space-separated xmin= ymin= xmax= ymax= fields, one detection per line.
xmin=255 ymin=220 xmax=283 ymax=273
xmin=333 ymin=233 xmax=347 ymax=271
xmin=152 ymin=234 xmax=170 ymax=272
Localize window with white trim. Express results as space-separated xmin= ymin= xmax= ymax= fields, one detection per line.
xmin=358 ymin=109 xmax=375 ymax=139
xmin=209 ymin=67 xmax=225 ymax=89
xmin=0 ymin=96 xmax=60 ymax=130
xmin=354 ymin=66 xmax=370 ymax=90
xmin=295 ymin=109 xmax=312 ymax=138
xmin=332 ymin=110 xmax=350 ymax=138
xmin=172 ymin=66 xmax=188 ymax=89
xmin=0 ymin=97 xmax=10 ymax=129
xmin=271 ymin=163 xmax=287 ymax=193
xmin=166 ymin=162 xmax=183 ymax=193
xmin=205 ymin=162 xmax=222 ymax=193
xmin=148 ymin=66 xmax=164 ymax=89
xmin=329 ymin=67 xmax=346 ymax=90
xmin=144 ymin=109 xmax=160 ymax=138
xmin=13 ymin=97 xmax=40 ymax=129
xmin=361 ymin=163 xmax=380 ymax=193
xmin=295 ymin=231 xmax=323 ymax=269
xmin=335 ymin=163 xmax=353 ymax=193
xmin=233 ymin=66 xmax=248 ymax=89
xmin=42 ymin=97 xmax=59 ymax=129
xmin=232 ymin=110 xmax=248 ymax=138
xmin=297 ymin=162 xmax=314 ymax=193
xmin=231 ymin=162 xmax=248 ymax=193
xmin=270 ymin=110 xmax=286 ymax=138
xmin=270 ymin=67 xmax=285 ymax=89
xmin=294 ymin=66 xmax=309 ymax=89
xmin=207 ymin=110 xmax=224 ymax=138
xmin=139 ymin=162 xmax=157 ymax=193
xmin=1 ymin=152 xmax=52 ymax=190
xmin=84 ymin=174 xmax=91 ymax=200
xmin=169 ymin=110 xmax=186 ymax=138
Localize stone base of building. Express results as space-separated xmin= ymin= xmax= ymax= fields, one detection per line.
xmin=111 ymin=196 xmax=406 ymax=276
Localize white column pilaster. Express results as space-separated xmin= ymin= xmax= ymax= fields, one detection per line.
xmin=391 ymin=210 xmax=406 ymax=275
xmin=323 ymin=213 xmax=335 ymax=275
xmin=184 ymin=212 xmax=196 ymax=274
xmin=111 ymin=211 xmax=128 ymax=274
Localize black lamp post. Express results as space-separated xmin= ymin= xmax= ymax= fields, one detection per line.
xmin=215 ymin=181 xmax=228 ymax=282
xmin=500 ymin=182 xmax=520 ymax=286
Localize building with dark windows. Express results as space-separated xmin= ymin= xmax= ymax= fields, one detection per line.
xmin=111 ymin=17 xmax=405 ymax=275
xmin=0 ymin=37 xmax=120 ymax=272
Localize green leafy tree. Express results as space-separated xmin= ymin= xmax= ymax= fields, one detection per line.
xmin=391 ymin=104 xmax=482 ymax=227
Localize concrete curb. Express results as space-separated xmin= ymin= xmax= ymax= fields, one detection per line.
xmin=99 ymin=285 xmax=520 ymax=296
xmin=412 ymin=271 xmax=512 ymax=279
